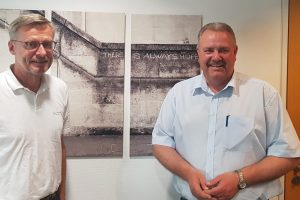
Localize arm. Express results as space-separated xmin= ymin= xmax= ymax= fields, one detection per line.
xmin=153 ymin=144 xmax=215 ymax=199
xmin=58 ymin=137 xmax=67 ymax=200
xmin=207 ymin=156 xmax=300 ymax=199
xmin=207 ymin=87 xmax=300 ymax=199
xmin=59 ymin=88 xmax=69 ymax=200
xmin=241 ymin=156 xmax=300 ymax=185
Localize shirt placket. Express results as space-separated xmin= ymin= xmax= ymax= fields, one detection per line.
xmin=205 ymin=95 xmax=219 ymax=180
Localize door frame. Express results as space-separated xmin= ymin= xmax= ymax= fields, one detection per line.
xmin=284 ymin=0 xmax=300 ymax=199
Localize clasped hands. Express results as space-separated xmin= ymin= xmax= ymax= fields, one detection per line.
xmin=187 ymin=169 xmax=240 ymax=200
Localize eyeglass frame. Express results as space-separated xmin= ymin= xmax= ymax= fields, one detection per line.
xmin=11 ymin=40 xmax=57 ymax=51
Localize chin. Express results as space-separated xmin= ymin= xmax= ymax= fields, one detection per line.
xmin=30 ymin=68 xmax=49 ymax=75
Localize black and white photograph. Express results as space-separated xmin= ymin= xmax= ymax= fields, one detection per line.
xmin=52 ymin=11 xmax=125 ymax=157
xmin=130 ymin=14 xmax=202 ymax=156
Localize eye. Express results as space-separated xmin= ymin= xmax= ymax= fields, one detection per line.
xmin=42 ymin=41 xmax=54 ymax=49
xmin=24 ymin=41 xmax=39 ymax=49
xmin=203 ymin=48 xmax=213 ymax=54
xmin=219 ymin=48 xmax=230 ymax=53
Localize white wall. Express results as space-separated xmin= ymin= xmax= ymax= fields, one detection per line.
xmin=0 ymin=0 xmax=288 ymax=200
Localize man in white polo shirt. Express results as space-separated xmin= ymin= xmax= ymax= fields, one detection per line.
xmin=0 ymin=13 xmax=68 ymax=200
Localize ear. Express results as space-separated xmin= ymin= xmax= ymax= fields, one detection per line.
xmin=8 ymin=41 xmax=16 ymax=55
xmin=196 ymin=47 xmax=201 ymax=56
xmin=234 ymin=45 xmax=238 ymax=55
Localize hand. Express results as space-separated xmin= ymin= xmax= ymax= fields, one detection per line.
xmin=186 ymin=168 xmax=217 ymax=200
xmin=205 ymin=172 xmax=239 ymax=200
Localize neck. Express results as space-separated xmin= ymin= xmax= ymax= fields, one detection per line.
xmin=205 ymin=73 xmax=234 ymax=94
xmin=208 ymin=84 xmax=225 ymax=93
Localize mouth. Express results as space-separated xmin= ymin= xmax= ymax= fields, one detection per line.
xmin=30 ymin=60 xmax=48 ymax=64
xmin=208 ymin=61 xmax=226 ymax=68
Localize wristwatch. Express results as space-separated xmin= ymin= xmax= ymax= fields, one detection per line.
xmin=235 ymin=169 xmax=247 ymax=190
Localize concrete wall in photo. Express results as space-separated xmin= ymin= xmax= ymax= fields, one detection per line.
xmin=52 ymin=11 xmax=125 ymax=157
xmin=130 ymin=14 xmax=202 ymax=156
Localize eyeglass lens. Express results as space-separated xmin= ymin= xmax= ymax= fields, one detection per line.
xmin=24 ymin=41 xmax=55 ymax=50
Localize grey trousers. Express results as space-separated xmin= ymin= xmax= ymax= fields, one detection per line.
xmin=40 ymin=191 xmax=59 ymax=200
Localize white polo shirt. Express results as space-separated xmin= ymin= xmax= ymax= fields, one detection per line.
xmin=0 ymin=67 xmax=69 ymax=200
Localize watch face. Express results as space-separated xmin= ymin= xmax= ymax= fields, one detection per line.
xmin=239 ymin=182 xmax=247 ymax=189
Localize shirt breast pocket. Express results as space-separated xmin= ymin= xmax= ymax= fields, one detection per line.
xmin=223 ymin=116 xmax=254 ymax=152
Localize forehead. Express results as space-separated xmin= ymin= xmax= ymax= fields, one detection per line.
xmin=199 ymin=30 xmax=235 ymax=47
xmin=16 ymin=24 xmax=54 ymax=40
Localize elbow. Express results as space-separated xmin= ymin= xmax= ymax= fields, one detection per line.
xmin=152 ymin=144 xmax=160 ymax=158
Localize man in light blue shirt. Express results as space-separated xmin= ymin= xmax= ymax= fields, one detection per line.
xmin=152 ymin=22 xmax=300 ymax=200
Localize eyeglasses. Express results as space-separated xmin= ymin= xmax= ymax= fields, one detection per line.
xmin=11 ymin=40 xmax=57 ymax=51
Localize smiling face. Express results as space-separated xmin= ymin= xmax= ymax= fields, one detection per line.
xmin=8 ymin=23 xmax=55 ymax=80
xmin=197 ymin=30 xmax=238 ymax=92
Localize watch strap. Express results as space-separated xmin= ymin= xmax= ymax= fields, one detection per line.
xmin=235 ymin=169 xmax=247 ymax=190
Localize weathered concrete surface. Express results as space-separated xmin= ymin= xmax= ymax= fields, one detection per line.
xmin=131 ymin=44 xmax=199 ymax=78
xmin=130 ymin=135 xmax=152 ymax=156
xmin=64 ymin=134 xmax=152 ymax=157
xmin=130 ymin=44 xmax=200 ymax=133
xmin=52 ymin=12 xmax=125 ymax=139
xmin=64 ymin=135 xmax=122 ymax=157
xmin=130 ymin=44 xmax=199 ymax=156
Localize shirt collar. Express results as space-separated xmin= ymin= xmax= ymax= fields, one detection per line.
xmin=193 ymin=71 xmax=237 ymax=96
xmin=5 ymin=65 xmax=49 ymax=93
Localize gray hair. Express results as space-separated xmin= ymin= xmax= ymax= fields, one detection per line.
xmin=197 ymin=22 xmax=236 ymax=46
xmin=8 ymin=13 xmax=54 ymax=40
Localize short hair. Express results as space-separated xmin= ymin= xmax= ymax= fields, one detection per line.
xmin=197 ymin=22 xmax=236 ymax=45
xmin=8 ymin=13 xmax=55 ymax=40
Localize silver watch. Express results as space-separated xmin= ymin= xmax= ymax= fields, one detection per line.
xmin=235 ymin=169 xmax=247 ymax=190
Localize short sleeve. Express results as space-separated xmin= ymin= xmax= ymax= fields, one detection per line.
xmin=152 ymin=87 xmax=176 ymax=148
xmin=265 ymin=90 xmax=300 ymax=157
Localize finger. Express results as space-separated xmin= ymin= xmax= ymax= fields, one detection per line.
xmin=207 ymin=177 xmax=221 ymax=188
xmin=205 ymin=183 xmax=224 ymax=196
xmin=193 ymin=186 xmax=215 ymax=199
xmin=200 ymin=181 xmax=209 ymax=190
xmin=190 ymin=184 xmax=211 ymax=199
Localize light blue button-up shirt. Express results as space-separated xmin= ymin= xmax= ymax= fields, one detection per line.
xmin=152 ymin=72 xmax=300 ymax=200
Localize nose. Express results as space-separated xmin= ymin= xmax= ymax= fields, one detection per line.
xmin=35 ymin=44 xmax=47 ymax=56
xmin=211 ymin=50 xmax=222 ymax=60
